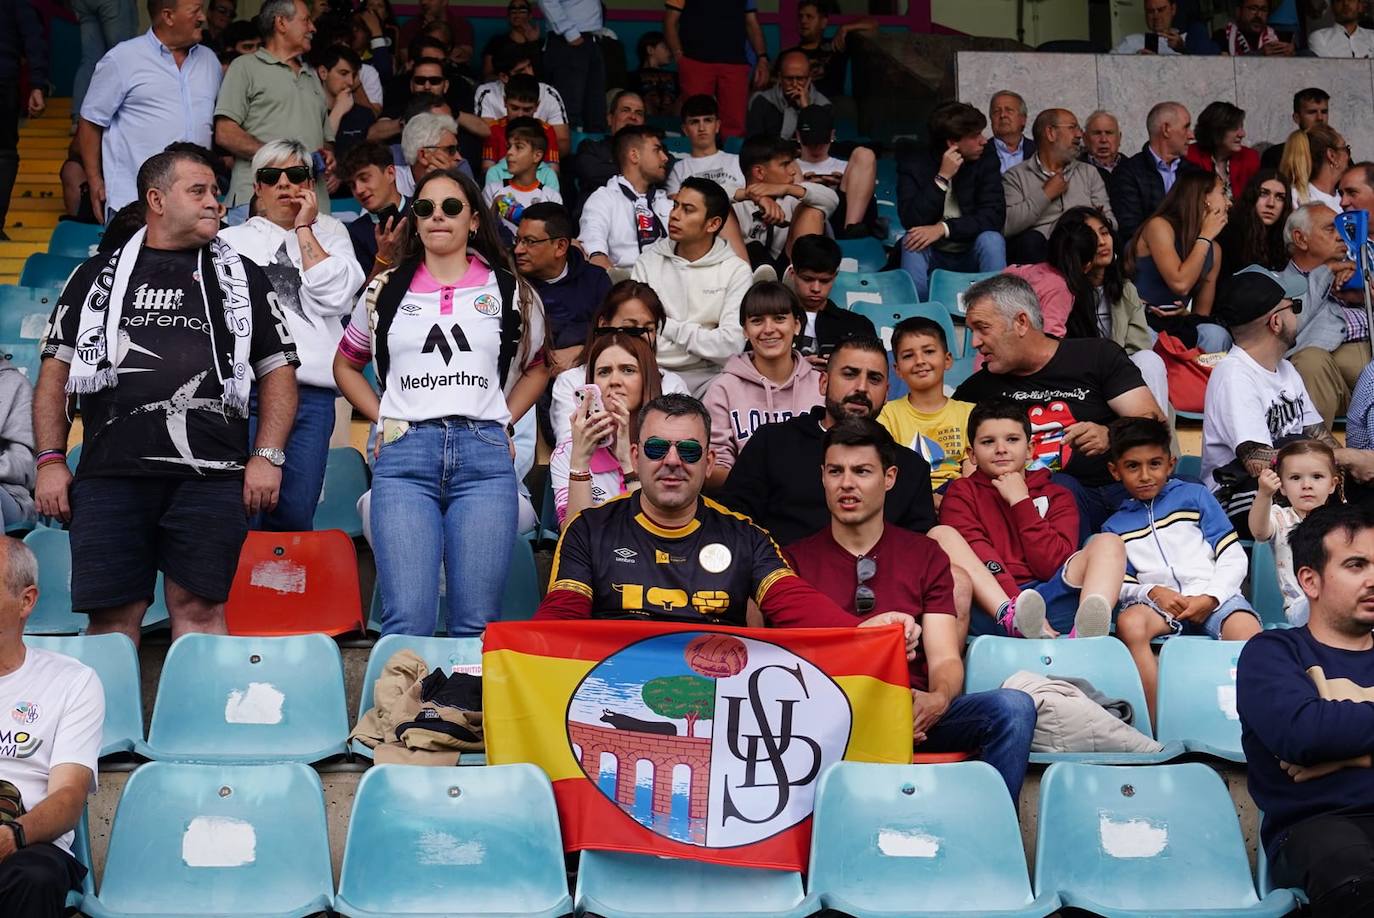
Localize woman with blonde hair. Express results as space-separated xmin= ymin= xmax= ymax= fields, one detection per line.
xmin=1279 ymin=124 xmax=1350 ymax=211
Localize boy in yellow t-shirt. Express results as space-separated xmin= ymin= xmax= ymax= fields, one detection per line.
xmin=877 ymin=316 xmax=973 ymax=508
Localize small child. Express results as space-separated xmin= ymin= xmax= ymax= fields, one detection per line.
xmin=938 ymin=400 xmax=1125 ymax=638
xmin=1248 ymin=439 xmax=1343 ymax=626
xmin=1103 ymin=418 xmax=1262 ymax=721
xmin=878 ymin=316 xmax=973 ymax=509
xmin=483 ymin=117 xmax=562 ymax=241
xmin=665 ymin=95 xmax=745 ymax=195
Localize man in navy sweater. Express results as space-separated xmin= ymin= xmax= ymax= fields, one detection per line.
xmin=1238 ymin=502 xmax=1374 ymax=915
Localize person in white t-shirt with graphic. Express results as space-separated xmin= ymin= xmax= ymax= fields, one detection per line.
xmin=1202 ymin=267 xmax=1374 ymax=536
xmin=793 ymin=104 xmax=878 ymax=239
xmin=0 ymin=537 xmax=103 ymax=916
xmin=665 ymin=95 xmax=745 ymax=196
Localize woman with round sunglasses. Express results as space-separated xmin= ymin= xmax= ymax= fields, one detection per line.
xmin=335 ymin=167 xmax=549 ymax=636
xmin=551 ymin=330 xmax=663 ymax=528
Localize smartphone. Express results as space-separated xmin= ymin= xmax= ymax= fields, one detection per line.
xmin=1277 ymin=29 xmax=1295 ymax=44
xmin=1144 ymin=32 xmax=1160 ymax=53
xmin=574 ymin=384 xmax=613 ymax=449
xmin=376 ymin=203 xmax=402 ymax=233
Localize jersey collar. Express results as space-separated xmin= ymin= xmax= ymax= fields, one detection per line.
xmin=633 ymin=494 xmax=703 ymax=538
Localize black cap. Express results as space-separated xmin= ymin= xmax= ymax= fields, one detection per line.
xmin=1211 ymin=267 xmax=1306 ymax=328
xmin=796 ymin=105 xmax=834 ymax=145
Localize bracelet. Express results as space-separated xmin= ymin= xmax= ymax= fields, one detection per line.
xmin=35 ymin=449 xmax=65 ymax=463
xmin=36 ymin=454 xmax=67 ymax=470
xmin=294 ymin=222 xmax=315 ymax=231
xmin=1196 ymin=236 xmax=1213 ymax=245
xmin=374 ymin=255 xmax=393 ymax=268
xmin=568 ymin=469 xmax=592 ymax=482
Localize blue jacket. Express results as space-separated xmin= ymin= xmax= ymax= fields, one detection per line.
xmin=1101 ymin=478 xmax=1247 ymax=605
xmin=897 ymin=146 xmax=1005 ymax=244
xmin=531 ymin=247 xmax=612 ymax=349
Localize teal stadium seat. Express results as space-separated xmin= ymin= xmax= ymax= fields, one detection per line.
xmin=830 ymin=270 xmax=918 ymax=319
xmin=928 ymin=269 xmax=999 ymax=318
xmin=1154 ymin=638 xmax=1246 ymax=761
xmin=18 ymin=253 xmax=82 ymax=292
xmin=576 ymin=850 xmax=817 ymax=918
xmin=82 ymin=762 xmax=334 ymax=918
xmin=135 ymin=632 xmax=349 ymax=763
xmin=22 ymin=528 xmax=170 ymax=634
xmin=836 ymin=237 xmax=888 ymax=273
xmin=334 ymin=764 xmax=573 ymax=917
xmin=26 ymin=633 xmax=142 ymax=757
xmin=314 ymin=446 xmax=368 ymax=537
xmin=365 ymin=537 xmax=542 ymax=632
xmin=67 ymin=808 xmax=96 ymax=910
xmin=1176 ymin=453 xmax=1202 ymax=480
xmin=808 ymin=761 xmax=1059 ymax=917
xmin=1033 ymin=763 xmax=1297 ymax=916
xmin=0 ymin=284 xmax=57 ymax=340
xmin=47 ymin=222 xmax=105 ymax=258
xmin=963 ymin=635 xmax=1183 ymax=763
xmin=1249 ymin=540 xmax=1289 ymax=628
xmin=0 ymin=340 xmax=42 ymax=379
xmin=1256 ymin=812 xmax=1309 ymax=905
xmin=350 ymin=633 xmax=482 ymax=760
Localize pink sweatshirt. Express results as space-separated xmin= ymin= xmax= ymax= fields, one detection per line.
xmin=702 ymin=351 xmax=824 ymax=471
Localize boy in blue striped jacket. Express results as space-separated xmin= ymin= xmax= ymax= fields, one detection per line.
xmin=1102 ymin=417 xmax=1262 ymax=721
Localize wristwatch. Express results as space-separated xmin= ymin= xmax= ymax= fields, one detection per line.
xmin=251 ymin=448 xmax=287 ymax=468
xmin=6 ymin=820 xmax=26 ymax=850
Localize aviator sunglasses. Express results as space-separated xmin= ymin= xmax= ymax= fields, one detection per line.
xmin=641 ymin=437 xmax=703 ymax=464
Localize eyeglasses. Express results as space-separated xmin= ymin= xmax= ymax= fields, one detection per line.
xmin=411 ymin=196 xmax=466 ymax=218
xmin=593 ymin=326 xmax=651 ymax=337
xmin=642 ymin=437 xmax=703 ymax=463
xmin=423 ymin=143 xmax=460 ymax=157
xmin=255 ymin=165 xmax=312 ymax=185
xmin=212 ymin=4 xmax=234 ymax=14
xmin=855 ymin=556 xmax=876 ymax=615
xmin=413 ymin=74 xmax=446 ymax=86
xmin=513 ymin=235 xmax=558 ymax=247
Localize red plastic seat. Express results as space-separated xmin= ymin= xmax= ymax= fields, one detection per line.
xmin=225 ymin=530 xmax=365 ymax=637
xmin=911 ymin=751 xmax=970 ymax=764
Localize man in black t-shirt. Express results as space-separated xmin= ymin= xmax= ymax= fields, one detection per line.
xmin=33 ymin=148 xmax=299 ymax=648
xmin=954 ymin=274 xmax=1165 ymax=539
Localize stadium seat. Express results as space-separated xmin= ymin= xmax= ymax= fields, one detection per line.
xmin=47 ymin=221 xmax=105 ymax=258
xmin=313 ymin=446 xmax=368 ymax=537
xmin=23 ymin=528 xmax=172 ymax=633
xmin=576 ymin=850 xmax=817 ymax=918
xmin=0 ymin=283 xmax=56 ymax=340
xmin=963 ymin=635 xmax=1183 ymax=763
xmin=1154 ymin=638 xmax=1245 ymax=761
xmin=136 ymin=632 xmax=349 ymax=763
xmin=350 ymin=633 xmax=482 ymax=759
xmin=330 ymin=194 xmax=364 ymax=214
xmin=68 ymin=808 xmax=96 ymax=910
xmin=365 ymin=537 xmax=543 ymax=633
xmin=1248 ymin=540 xmax=1289 ymax=628
xmin=1033 ymin=762 xmax=1297 ymax=916
xmin=335 ymin=764 xmax=573 ymax=917
xmin=836 ymin=237 xmax=888 ymax=273
xmin=0 ymin=340 xmax=42 ymax=378
xmin=18 ymin=253 xmax=82 ymax=292
xmin=663 ymin=133 xmax=692 ymax=154
xmin=224 ymin=529 xmax=365 ymax=636
xmin=26 ymin=633 xmax=142 ymax=757
xmin=830 ymin=270 xmax=918 ymax=318
xmin=808 ymin=761 xmax=1059 ymax=916
xmin=1176 ymin=454 xmax=1202 ymax=481
xmin=82 ymin=762 xmax=334 ymax=918
xmin=1255 ymin=813 xmax=1309 ymax=905
xmin=928 ymin=269 xmax=999 ymax=317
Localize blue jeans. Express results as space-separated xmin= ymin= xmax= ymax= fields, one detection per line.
xmin=919 ymin=688 xmax=1036 ymax=801
xmin=370 ymin=418 xmax=517 ymax=637
xmin=72 ymin=0 xmax=137 ymax=120
xmin=900 ymin=230 xmax=1007 ymax=301
xmin=1051 ymin=473 xmax=1130 ymax=545
xmin=1195 ymin=321 xmax=1232 ymax=354
xmin=248 ymin=384 xmax=337 ymax=532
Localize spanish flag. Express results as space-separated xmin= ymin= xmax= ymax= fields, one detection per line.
xmin=483 ymin=620 xmax=913 ymax=872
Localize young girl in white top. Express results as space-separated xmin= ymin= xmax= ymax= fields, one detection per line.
xmin=1248 ymin=440 xmax=1343 ymax=626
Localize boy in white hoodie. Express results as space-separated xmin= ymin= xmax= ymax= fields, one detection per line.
xmin=630 ymin=176 xmax=754 ymax=396
xmin=703 ymin=281 xmax=824 ymax=490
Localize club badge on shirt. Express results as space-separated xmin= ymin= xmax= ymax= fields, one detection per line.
xmin=473 ymin=294 xmax=501 ymax=317
xmin=699 ymin=543 xmax=732 ymax=573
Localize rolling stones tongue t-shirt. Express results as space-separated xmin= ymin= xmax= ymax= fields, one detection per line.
xmin=954 ymin=337 xmax=1146 ymax=486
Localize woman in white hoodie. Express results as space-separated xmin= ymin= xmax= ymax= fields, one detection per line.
xmin=703 ymin=281 xmax=823 ymax=490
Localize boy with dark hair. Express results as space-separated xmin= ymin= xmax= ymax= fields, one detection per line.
xmin=666 ymin=95 xmax=745 ymax=194
xmin=732 ymin=133 xmax=838 ymax=272
xmin=475 ymin=43 xmax=571 ymax=154
xmin=788 ymin=234 xmax=876 ymax=363
xmin=939 ymin=400 xmax=1126 ymax=638
xmin=340 ymin=140 xmax=407 ymax=274
xmin=578 ymin=124 xmax=672 ymax=270
xmin=483 ymin=116 xmax=562 ymax=239
xmin=481 ymin=73 xmax=562 ymax=177
xmin=313 ymin=45 xmax=374 ymax=160
xmin=793 ymin=104 xmax=879 ymax=239
xmin=1102 ymin=416 xmax=1260 ymax=720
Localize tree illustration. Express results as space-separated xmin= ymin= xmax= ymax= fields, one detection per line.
xmin=641 ymin=675 xmax=716 ymax=737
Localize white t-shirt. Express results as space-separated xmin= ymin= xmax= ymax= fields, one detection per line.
xmin=1267 ymin=503 xmax=1308 ymax=623
xmin=474 ymin=79 xmax=567 ymax=125
xmin=799 ymin=155 xmax=847 ymax=180
xmin=731 ymin=181 xmax=839 ymax=260
xmin=665 ymin=151 xmax=745 ymax=195
xmin=1201 ymin=347 xmax=1322 ymax=489
xmin=359 ymin=62 xmax=383 ymax=106
xmin=483 ymin=179 xmax=563 ymax=237
xmin=0 ymin=647 xmax=103 ymax=855
xmin=1293 ymin=183 xmax=1343 ymax=212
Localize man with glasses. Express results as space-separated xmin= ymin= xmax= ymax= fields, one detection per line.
xmin=76 ymin=0 xmax=222 ymax=222
xmin=535 ymin=395 xmax=922 ymax=653
xmin=515 ymin=202 xmax=610 ymax=369
xmin=1215 ymin=0 xmax=1294 ymax=55
xmin=785 ymin=418 xmax=1035 ymax=800
xmin=398 ymin=111 xmax=468 ymax=199
xmin=745 ymin=48 xmax=830 ymax=142
xmin=205 ymin=0 xmax=236 ymax=52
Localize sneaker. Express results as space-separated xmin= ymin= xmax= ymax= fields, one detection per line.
xmin=1071 ymin=593 xmax=1112 ymax=638
xmin=1000 ymin=589 xmax=1046 ymax=639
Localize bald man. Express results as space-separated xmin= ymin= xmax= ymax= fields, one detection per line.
xmin=1109 ymin=100 xmax=1203 ymax=242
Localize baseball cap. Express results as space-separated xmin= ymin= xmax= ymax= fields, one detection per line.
xmin=1211 ymin=266 xmax=1306 ymax=328
xmin=796 ymin=105 xmax=834 ymax=145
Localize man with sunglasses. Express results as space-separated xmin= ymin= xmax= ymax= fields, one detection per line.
xmin=785 ymin=418 xmax=1036 ymax=800
xmin=515 ymin=202 xmax=610 ymax=368
xmin=536 ymin=394 xmax=921 ymax=653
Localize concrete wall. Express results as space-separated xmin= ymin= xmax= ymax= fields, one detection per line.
xmin=956 ymin=52 xmax=1374 ymax=160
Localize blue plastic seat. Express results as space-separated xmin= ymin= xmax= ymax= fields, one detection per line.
xmin=18 ymin=253 xmax=83 ymax=292
xmin=808 ymin=761 xmax=1059 ymax=916
xmin=366 ymin=537 xmax=543 ymax=633
xmin=1154 ymin=638 xmax=1246 ymax=761
xmin=928 ymin=269 xmax=999 ymax=317
xmin=82 ymin=762 xmax=334 ymax=918
xmin=0 ymin=283 xmax=57 ymax=340
xmin=576 ymin=850 xmax=817 ymax=918
xmin=1249 ymin=540 xmax=1289 ymax=628
xmin=136 ymin=632 xmax=349 ymax=763
xmin=47 ymin=221 xmax=105 ymax=258
xmin=830 ymin=270 xmax=918 ymax=317
xmin=1175 ymin=453 xmax=1202 ymax=480
xmin=314 ymin=446 xmax=368 ymax=537
xmin=964 ymin=635 xmax=1183 ymax=763
xmin=351 ymin=633 xmax=482 ymax=759
xmin=26 ymin=633 xmax=142 ymax=757
xmin=1256 ymin=811 xmax=1309 ymax=906
xmin=1034 ymin=762 xmax=1297 ymax=916
xmin=67 ymin=808 xmax=96 ymax=909
xmin=836 ymin=237 xmax=888 ymax=273
xmin=22 ymin=528 xmax=170 ymax=634
xmin=335 ymin=764 xmax=572 ymax=917
xmin=0 ymin=340 xmax=42 ymax=379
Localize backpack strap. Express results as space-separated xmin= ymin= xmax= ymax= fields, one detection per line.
xmin=369 ymin=258 xmax=423 ymax=393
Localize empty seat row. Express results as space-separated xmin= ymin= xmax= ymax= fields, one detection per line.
xmin=70 ymin=759 xmax=1292 ymax=917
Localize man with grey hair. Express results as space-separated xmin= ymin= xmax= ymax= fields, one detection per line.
xmin=1279 ymin=202 xmax=1368 ymax=427
xmin=1003 ymin=108 xmax=1114 ymax=264
xmin=219 ymin=139 xmax=362 ymax=531
xmin=954 ymin=274 xmax=1165 ymax=537
xmin=214 ymin=0 xmax=333 ymax=212
xmin=397 ymin=110 xmax=462 ymax=198
xmin=0 ymin=537 xmax=106 ymax=916
xmin=1109 ymin=101 xmax=1200 ymax=242
xmin=34 ymin=147 xmax=299 ymax=648
xmin=989 ymin=90 xmax=1033 ymax=174
xmin=1081 ymin=110 xmax=1122 ymax=179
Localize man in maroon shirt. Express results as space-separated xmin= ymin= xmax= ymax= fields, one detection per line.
xmin=785 ymin=418 xmax=1036 ymax=799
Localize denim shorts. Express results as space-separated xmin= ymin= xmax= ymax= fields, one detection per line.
xmin=69 ymin=476 xmax=248 ymax=609
xmin=1020 ymin=551 xmax=1082 ymax=633
xmin=1135 ymin=592 xmax=1258 ymax=639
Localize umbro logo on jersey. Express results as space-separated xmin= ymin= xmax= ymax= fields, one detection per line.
xmin=613 ymin=548 xmax=638 ymax=563
xmin=400 ymin=303 xmax=422 ymax=314
xmin=131 ymin=284 xmax=184 ymax=311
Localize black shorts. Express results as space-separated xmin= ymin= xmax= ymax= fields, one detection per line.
xmin=69 ymin=476 xmax=248 ymax=610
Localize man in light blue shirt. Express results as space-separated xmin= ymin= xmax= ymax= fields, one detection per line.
xmin=988 ymin=90 xmax=1034 ymax=174
xmin=76 ymin=0 xmax=222 ymax=221
xmin=539 ymin=0 xmax=606 ymax=133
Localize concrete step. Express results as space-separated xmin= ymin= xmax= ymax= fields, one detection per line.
xmin=2 ymin=227 xmax=56 ymax=244
xmin=0 ymin=258 xmax=26 ymax=277
xmin=6 ymin=196 xmax=65 ymax=214
xmin=0 ymin=241 xmax=45 ymax=259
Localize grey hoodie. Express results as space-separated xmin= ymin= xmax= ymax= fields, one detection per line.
xmin=702 ymin=351 xmax=823 ymax=471
xmin=0 ymin=360 xmax=36 ymax=521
